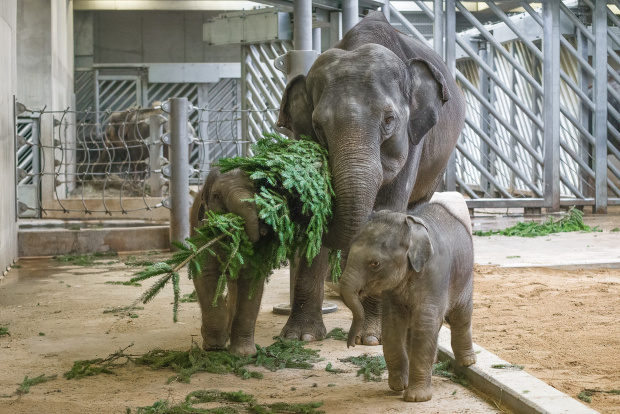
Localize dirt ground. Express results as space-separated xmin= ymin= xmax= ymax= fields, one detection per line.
xmin=0 ymin=255 xmax=504 ymax=414
xmin=1 ymin=255 xmax=618 ymax=413
xmin=473 ymin=264 xmax=620 ymax=414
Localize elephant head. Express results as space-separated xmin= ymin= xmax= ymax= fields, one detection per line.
xmin=339 ymin=210 xmax=433 ymax=347
xmin=190 ymin=167 xmax=265 ymax=243
xmin=277 ymin=43 xmax=449 ymax=251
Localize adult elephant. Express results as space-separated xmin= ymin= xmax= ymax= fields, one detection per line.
xmin=276 ymin=11 xmax=465 ymax=344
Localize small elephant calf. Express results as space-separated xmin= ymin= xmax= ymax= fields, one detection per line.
xmin=189 ymin=167 xmax=267 ymax=356
xmin=340 ymin=193 xmax=476 ymax=402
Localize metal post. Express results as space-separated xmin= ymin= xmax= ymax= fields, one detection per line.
xmin=433 ymin=0 xmax=443 ymax=59
xmin=382 ymin=0 xmax=390 ymax=23
xmin=509 ymin=42 xmax=518 ymax=194
xmin=147 ymin=113 xmax=164 ymax=197
xmin=168 ymin=97 xmax=190 ymax=247
xmin=294 ymin=0 xmax=312 ymax=51
xmin=479 ymin=39 xmax=491 ymax=195
xmin=577 ymin=11 xmax=593 ymax=199
xmin=445 ymin=0 xmax=457 ymax=191
xmin=342 ymin=0 xmax=358 ymax=34
xmin=593 ymin=0 xmax=608 ymax=213
xmin=197 ymin=83 xmax=210 ymax=181
xmin=329 ymin=11 xmax=342 ymax=46
xmin=312 ymin=27 xmax=321 ymax=54
xmin=543 ymin=0 xmax=560 ymax=211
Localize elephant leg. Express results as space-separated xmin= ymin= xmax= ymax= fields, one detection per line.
xmin=382 ymin=294 xmax=409 ymax=391
xmin=404 ymin=307 xmax=442 ymax=402
xmin=358 ymin=294 xmax=382 ymax=345
xmin=280 ymin=246 xmax=329 ymax=342
xmin=229 ymin=275 xmax=265 ymax=356
xmin=193 ymin=272 xmax=230 ymax=351
xmin=226 ymin=282 xmax=238 ymax=338
xmin=447 ymin=302 xmax=476 ymax=367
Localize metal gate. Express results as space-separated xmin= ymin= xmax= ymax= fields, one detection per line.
xmin=390 ymin=0 xmax=619 ymax=212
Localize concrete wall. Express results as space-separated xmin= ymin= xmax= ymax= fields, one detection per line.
xmin=17 ymin=0 xmax=75 ymax=209
xmin=78 ymin=10 xmax=240 ymax=65
xmin=0 ymin=0 xmax=17 ymax=271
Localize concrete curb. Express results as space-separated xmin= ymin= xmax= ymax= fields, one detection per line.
xmin=437 ymin=327 xmax=599 ymax=414
xmin=498 ymin=260 xmax=620 ymax=270
xmin=18 ymin=226 xmax=170 ymax=257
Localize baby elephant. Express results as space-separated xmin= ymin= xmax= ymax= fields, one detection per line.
xmin=189 ymin=167 xmax=267 ymax=356
xmin=339 ymin=195 xmax=476 ymax=402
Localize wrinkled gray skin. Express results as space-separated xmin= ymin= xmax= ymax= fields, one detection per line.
xmin=339 ymin=206 xmax=476 ymax=402
xmin=189 ymin=167 xmax=268 ymax=356
xmin=276 ymin=11 xmax=466 ymax=344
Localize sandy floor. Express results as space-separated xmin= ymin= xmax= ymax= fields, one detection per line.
xmin=473 ymin=265 xmax=620 ymax=414
xmin=0 ymin=255 xmax=503 ymax=414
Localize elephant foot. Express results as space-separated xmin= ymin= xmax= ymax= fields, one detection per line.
xmin=280 ymin=317 xmax=326 ymax=342
xmin=388 ymin=371 xmax=408 ymax=391
xmin=455 ymin=351 xmax=477 ymax=367
xmin=354 ymin=335 xmax=381 ymax=346
xmin=229 ymin=343 xmax=258 ymax=356
xmin=404 ymin=386 xmax=432 ymax=402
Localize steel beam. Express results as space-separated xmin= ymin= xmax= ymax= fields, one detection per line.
xmin=342 ymin=0 xmax=358 ymax=34
xmin=168 ymin=97 xmax=190 ymax=247
xmin=445 ymin=0 xmax=456 ymax=191
xmin=433 ymin=0 xmax=443 ymax=59
xmin=593 ymin=0 xmax=608 ymax=213
xmin=542 ymin=0 xmax=560 ymax=211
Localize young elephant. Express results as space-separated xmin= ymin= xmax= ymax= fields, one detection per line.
xmin=189 ymin=167 xmax=267 ymax=356
xmin=339 ymin=195 xmax=476 ymax=402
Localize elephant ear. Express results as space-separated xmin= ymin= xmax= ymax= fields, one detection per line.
xmin=406 ymin=58 xmax=451 ymax=145
xmin=405 ymin=215 xmax=434 ymax=273
xmin=277 ymin=75 xmax=314 ymax=140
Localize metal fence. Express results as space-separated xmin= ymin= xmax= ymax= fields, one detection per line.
xmin=390 ymin=0 xmax=619 ymax=212
xmin=15 ymin=1 xmax=620 ymax=220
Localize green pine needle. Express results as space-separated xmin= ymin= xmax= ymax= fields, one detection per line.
xmin=131 ymin=133 xmax=342 ymax=322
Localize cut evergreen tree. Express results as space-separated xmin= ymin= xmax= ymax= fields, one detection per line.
xmin=130 ymin=133 xmax=342 ymax=321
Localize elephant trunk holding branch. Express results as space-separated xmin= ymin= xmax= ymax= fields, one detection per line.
xmin=189 ymin=167 xmax=268 ymax=356
xmin=276 ymin=11 xmax=466 ymax=343
xmin=339 ymin=193 xmax=476 ymax=402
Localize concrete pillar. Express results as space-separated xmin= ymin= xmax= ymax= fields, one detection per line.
xmin=17 ymin=0 xmax=75 ymax=210
xmin=342 ymin=0 xmax=358 ymax=34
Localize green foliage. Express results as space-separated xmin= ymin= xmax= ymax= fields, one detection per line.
xmin=611 ymin=227 xmax=620 ymax=232
xmin=217 ymin=133 xmax=334 ymax=265
xmin=324 ymin=362 xmax=346 ymax=373
xmin=325 ymin=328 xmax=348 ymax=341
xmin=339 ymin=355 xmax=386 ymax=382
xmin=0 ymin=326 xmax=9 ymax=337
xmin=54 ymin=251 xmax=118 ymax=266
xmin=474 ymin=207 xmax=601 ymax=237
xmin=103 ymin=306 xmax=144 ymax=314
xmin=64 ymin=344 xmax=133 ymax=380
xmin=131 ymin=133 xmax=341 ymax=321
xmin=491 ymin=363 xmax=524 ymax=370
xmin=134 ymin=338 xmax=320 ymax=384
xmin=432 ymin=360 xmax=469 ymax=387
xmin=105 ymin=281 xmax=142 ymax=287
xmin=328 ymin=250 xmax=342 ymax=283
xmin=16 ymin=374 xmax=57 ymax=395
xmin=133 ymin=389 xmax=323 ymax=414
xmin=577 ymin=388 xmax=620 ymax=404
xmin=180 ymin=290 xmax=198 ymax=303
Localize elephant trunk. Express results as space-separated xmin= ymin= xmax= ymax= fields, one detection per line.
xmin=227 ymin=189 xmax=262 ymax=244
xmin=339 ymin=268 xmax=366 ymax=348
xmin=324 ymin=142 xmax=382 ymax=251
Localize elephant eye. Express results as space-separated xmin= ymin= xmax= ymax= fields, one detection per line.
xmin=384 ymin=115 xmax=395 ymax=124
xmin=212 ymin=193 xmax=221 ymax=201
xmin=369 ymin=260 xmax=381 ymax=268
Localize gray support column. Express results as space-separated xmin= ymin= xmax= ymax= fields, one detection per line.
xmin=479 ymin=40 xmax=491 ymax=195
xmin=509 ymin=42 xmax=518 ymax=193
xmin=312 ymin=27 xmax=321 ymax=53
xmin=433 ymin=0 xmax=443 ymax=59
xmin=445 ymin=0 xmax=457 ymax=191
xmin=294 ymin=0 xmax=312 ymax=50
xmin=382 ymin=0 xmax=390 ymax=22
xmin=168 ymin=97 xmax=190 ymax=247
xmin=342 ymin=0 xmax=358 ymax=34
xmin=543 ymin=0 xmax=560 ymax=211
xmin=578 ymin=18 xmax=592 ymax=198
xmin=329 ymin=11 xmax=342 ymax=46
xmin=197 ymin=83 xmax=210 ymax=181
xmin=147 ymin=113 xmax=164 ymax=197
xmin=593 ymin=0 xmax=608 ymax=213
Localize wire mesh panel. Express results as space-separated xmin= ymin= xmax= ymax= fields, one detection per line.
xmin=241 ymin=41 xmax=292 ymax=146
